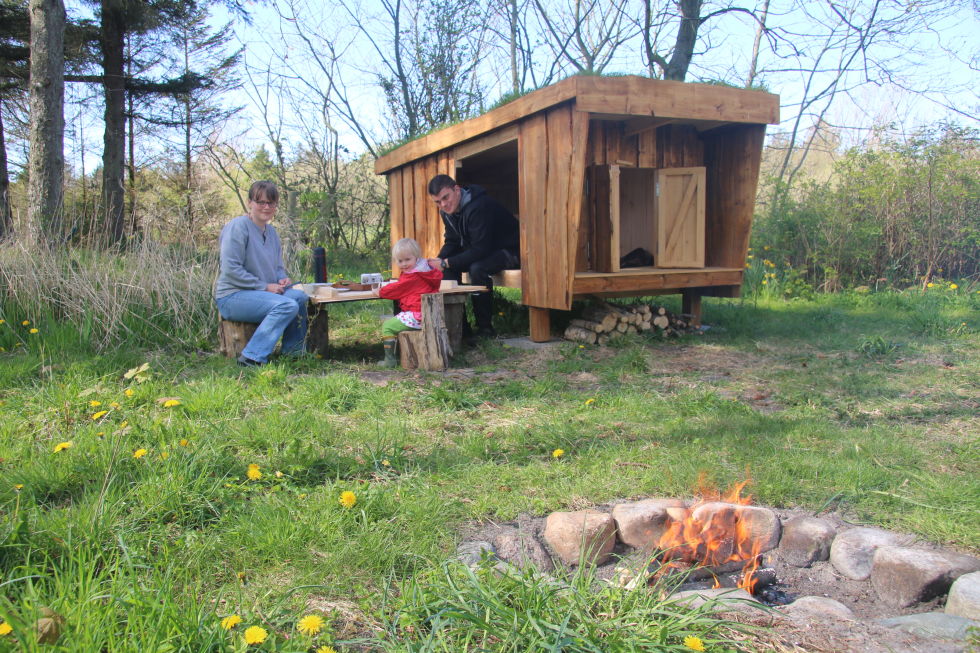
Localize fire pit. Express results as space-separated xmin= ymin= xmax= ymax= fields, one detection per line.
xmin=457 ymin=486 xmax=980 ymax=652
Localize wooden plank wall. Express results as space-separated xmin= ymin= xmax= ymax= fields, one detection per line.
xmin=518 ymin=103 xmax=588 ymax=310
xmin=703 ymin=124 xmax=767 ymax=294
xmin=386 ymin=152 xmax=454 ymax=275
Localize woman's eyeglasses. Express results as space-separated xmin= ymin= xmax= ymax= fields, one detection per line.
xmin=253 ymin=200 xmax=278 ymax=207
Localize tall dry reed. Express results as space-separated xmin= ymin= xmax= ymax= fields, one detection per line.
xmin=0 ymin=240 xmax=220 ymax=351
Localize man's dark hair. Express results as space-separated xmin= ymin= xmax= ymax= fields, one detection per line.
xmin=248 ymin=180 xmax=279 ymax=203
xmin=427 ymin=174 xmax=457 ymax=196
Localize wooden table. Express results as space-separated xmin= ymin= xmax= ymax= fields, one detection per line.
xmin=306 ymin=285 xmax=485 ymax=368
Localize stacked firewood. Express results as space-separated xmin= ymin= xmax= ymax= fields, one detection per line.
xmin=563 ymin=302 xmax=699 ymax=345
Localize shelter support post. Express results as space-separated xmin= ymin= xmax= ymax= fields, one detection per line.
xmin=529 ymin=307 xmax=551 ymax=342
xmin=681 ymin=290 xmax=702 ymax=328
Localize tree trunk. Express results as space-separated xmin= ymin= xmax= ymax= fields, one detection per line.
xmin=101 ymin=0 xmax=126 ymax=246
xmin=664 ymin=0 xmax=702 ymax=81
xmin=0 ymin=101 xmax=13 ymax=240
xmin=27 ymin=0 xmax=65 ymax=243
xmin=745 ymin=0 xmax=769 ymax=88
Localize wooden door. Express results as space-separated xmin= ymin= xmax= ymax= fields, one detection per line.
xmin=654 ymin=167 xmax=705 ymax=268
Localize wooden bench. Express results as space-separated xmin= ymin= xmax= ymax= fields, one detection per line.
xmin=397 ymin=293 xmax=467 ymax=371
xmin=460 ymin=269 xmax=521 ymax=289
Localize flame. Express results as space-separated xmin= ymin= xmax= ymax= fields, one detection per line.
xmin=655 ymin=475 xmax=764 ymax=593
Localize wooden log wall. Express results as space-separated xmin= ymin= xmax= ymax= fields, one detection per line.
xmin=387 ymin=151 xmax=455 ymax=274
xmin=518 ymin=102 xmax=588 ymax=311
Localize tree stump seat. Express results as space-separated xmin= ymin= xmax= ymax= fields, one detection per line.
xmin=397 ymin=293 xmax=467 ymax=371
xmin=218 ymin=319 xmax=258 ymax=359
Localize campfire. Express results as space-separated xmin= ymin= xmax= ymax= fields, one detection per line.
xmin=611 ymin=476 xmax=793 ymax=605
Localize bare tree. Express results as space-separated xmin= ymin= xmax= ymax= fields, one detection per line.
xmin=532 ymin=0 xmax=636 ymax=76
xmin=27 ymin=0 xmax=65 ymax=242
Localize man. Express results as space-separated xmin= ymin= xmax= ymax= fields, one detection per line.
xmin=215 ymin=180 xmax=307 ymax=366
xmin=426 ymin=174 xmax=520 ymax=339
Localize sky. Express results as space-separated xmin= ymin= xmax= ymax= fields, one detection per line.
xmin=52 ymin=0 xmax=980 ymax=176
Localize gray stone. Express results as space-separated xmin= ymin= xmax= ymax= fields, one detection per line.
xmin=778 ymin=516 xmax=836 ymax=567
xmin=686 ymin=502 xmax=781 ymax=562
xmin=947 ymin=571 xmax=980 ymax=620
xmin=829 ymin=527 xmax=911 ymax=580
xmin=877 ymin=612 xmax=978 ymax=641
xmin=543 ymin=510 xmax=617 ymax=567
xmin=493 ymin=529 xmax=554 ymax=572
xmin=781 ymin=595 xmax=854 ymax=621
xmin=457 ymin=540 xmax=495 ymax=566
xmin=871 ymin=546 xmax=980 ymax=608
xmin=670 ymin=588 xmax=761 ymax=613
xmin=611 ymin=499 xmax=688 ymax=550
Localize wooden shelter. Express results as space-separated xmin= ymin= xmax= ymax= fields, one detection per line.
xmin=374 ymin=76 xmax=779 ymax=341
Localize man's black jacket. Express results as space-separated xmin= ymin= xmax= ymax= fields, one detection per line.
xmin=436 ymin=185 xmax=520 ymax=270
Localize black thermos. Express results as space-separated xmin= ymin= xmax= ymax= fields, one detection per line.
xmin=312 ymin=247 xmax=327 ymax=283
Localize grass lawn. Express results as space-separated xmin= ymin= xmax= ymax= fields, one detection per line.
xmin=0 ymin=287 xmax=977 ymax=651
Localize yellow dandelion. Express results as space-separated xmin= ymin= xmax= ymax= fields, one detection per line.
xmin=744 ymin=263 xmax=751 ymax=268
xmin=927 ymin=282 xmax=935 ymax=288
xmin=237 ymin=571 xmax=247 ymax=582
xmin=124 ymin=388 xmax=134 ymax=397
xmin=243 ymin=625 xmax=268 ymax=645
xmin=247 ymin=465 xmax=262 ymax=481
xmin=315 ymin=646 xmax=337 ymax=653
xmin=381 ymin=459 xmax=391 ymax=467
xmin=297 ymin=614 xmax=325 ymax=636
xmin=761 ymin=280 xmax=768 ymax=285
xmin=552 ymin=448 xmax=565 ymax=458
xmin=684 ymin=635 xmax=706 ymax=651
xmin=179 ymin=438 xmax=189 ymax=447
xmin=339 ymin=490 xmax=357 ymax=508
xmin=763 ymin=245 xmax=770 ymax=250
xmin=14 ymin=484 xmax=23 ymax=490
xmin=160 ymin=451 xmax=169 ymax=460
xmin=53 ymin=441 xmax=73 ymax=453
xmin=584 ymin=398 xmax=595 ymax=406
xmin=578 ymin=344 xmax=585 ymax=349
xmin=96 ymin=431 xmax=105 ymax=438
xmin=29 ymin=328 xmax=38 ymax=334
xmin=949 ymin=283 xmax=958 ymax=290
xmin=21 ymin=320 xmax=30 ymax=326
xmin=109 ymin=401 xmax=120 ymax=409
xmin=89 ymin=400 xmax=102 ymax=407
xmin=163 ymin=399 xmax=181 ymax=408
xmin=119 ymin=421 xmax=128 ymax=429
xmin=0 ymin=319 xmax=4 ymax=324
xmin=133 ymin=448 xmax=148 ymax=459
xmin=220 ymin=615 xmax=242 ymax=630
xmin=0 ymin=622 xmax=11 ymax=636
xmin=91 ymin=410 xmax=108 ymax=420
xmin=275 ymin=470 xmax=284 ymax=478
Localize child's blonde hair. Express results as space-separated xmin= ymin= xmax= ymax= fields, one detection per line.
xmin=392 ymin=237 xmax=422 ymax=259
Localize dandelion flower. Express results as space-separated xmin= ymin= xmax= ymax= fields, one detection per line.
xmin=247 ymin=465 xmax=262 ymax=481
xmin=761 ymin=280 xmax=768 ymax=285
xmin=927 ymin=282 xmax=935 ymax=288
xmin=96 ymin=431 xmax=105 ymax=438
xmin=119 ymin=421 xmax=128 ymax=429
xmin=315 ymin=646 xmax=337 ymax=653
xmin=124 ymin=388 xmax=134 ymax=397
xmin=91 ymin=410 xmax=108 ymax=420
xmin=21 ymin=320 xmax=29 ymax=326
xmin=0 ymin=622 xmax=11 ymax=636
xmin=163 ymin=399 xmax=181 ymax=408
xmin=339 ymin=490 xmax=357 ymax=509
xmin=29 ymin=328 xmax=38 ymax=334
xmin=552 ymin=448 xmax=565 ymax=459
xmin=133 ymin=448 xmax=148 ymax=459
xmin=297 ymin=614 xmax=325 ymax=636
xmin=381 ymin=459 xmax=390 ymax=467
xmin=109 ymin=401 xmax=120 ymax=409
xmin=243 ymin=625 xmax=268 ymax=645
xmin=53 ymin=441 xmax=73 ymax=453
xmin=220 ymin=615 xmax=242 ymax=630
xmin=684 ymin=635 xmax=706 ymax=651
xmin=0 ymin=319 xmax=5 ymax=324
xmin=14 ymin=484 xmax=23 ymax=490
xmin=584 ymin=398 xmax=595 ymax=406
xmin=950 ymin=283 xmax=958 ymax=290
xmin=89 ymin=400 xmax=102 ymax=407
xmin=179 ymin=438 xmax=189 ymax=447
xmin=159 ymin=451 xmax=169 ymax=460
xmin=275 ymin=470 xmax=284 ymax=478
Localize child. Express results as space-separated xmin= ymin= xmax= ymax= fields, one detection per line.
xmin=374 ymin=238 xmax=443 ymax=367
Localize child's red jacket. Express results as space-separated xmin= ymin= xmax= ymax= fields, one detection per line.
xmin=378 ymin=267 xmax=443 ymax=317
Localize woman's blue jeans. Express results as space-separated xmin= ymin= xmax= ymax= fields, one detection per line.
xmin=216 ymin=289 xmax=308 ymax=362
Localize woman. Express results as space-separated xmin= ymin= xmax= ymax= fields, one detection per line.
xmin=215 ymin=181 xmax=307 ymax=366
